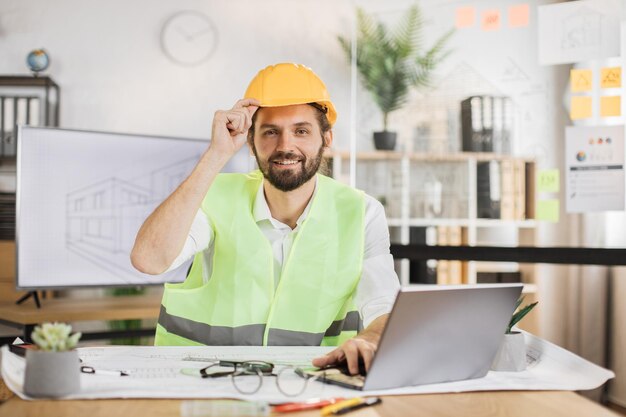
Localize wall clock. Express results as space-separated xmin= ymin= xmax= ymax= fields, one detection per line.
xmin=160 ymin=11 xmax=218 ymax=66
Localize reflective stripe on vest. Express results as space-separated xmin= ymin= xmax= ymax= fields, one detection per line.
xmin=158 ymin=305 xmax=362 ymax=346
xmin=155 ymin=171 xmax=365 ymax=346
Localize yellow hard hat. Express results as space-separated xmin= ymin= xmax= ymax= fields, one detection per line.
xmin=244 ymin=63 xmax=337 ymax=126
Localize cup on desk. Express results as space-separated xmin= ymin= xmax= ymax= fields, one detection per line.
xmin=23 ymin=349 xmax=81 ymax=397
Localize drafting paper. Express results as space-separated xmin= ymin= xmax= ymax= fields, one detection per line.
xmin=455 ymin=6 xmax=475 ymax=29
xmin=481 ymin=9 xmax=501 ymax=31
xmin=566 ymin=125 xmax=625 ymax=212
xmin=508 ymin=4 xmax=530 ymax=28
xmin=537 ymin=169 xmax=560 ymax=193
xmin=600 ymin=67 xmax=621 ymax=89
xmin=570 ymin=96 xmax=593 ymax=120
xmin=1 ymin=333 xmax=614 ymax=402
xmin=538 ymin=0 xmax=621 ymax=65
xmin=570 ymin=69 xmax=593 ymax=92
xmin=600 ymin=96 xmax=621 ymax=117
xmin=536 ymin=199 xmax=560 ymax=222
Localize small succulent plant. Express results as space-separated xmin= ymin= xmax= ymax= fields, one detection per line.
xmin=507 ymin=296 xmax=538 ymax=334
xmin=31 ymin=322 xmax=82 ymax=352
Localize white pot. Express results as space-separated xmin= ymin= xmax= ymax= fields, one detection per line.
xmin=23 ymin=349 xmax=81 ymax=397
xmin=491 ymin=331 xmax=526 ymax=372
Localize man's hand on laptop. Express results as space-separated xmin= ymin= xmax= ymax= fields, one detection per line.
xmin=312 ymin=314 xmax=389 ymax=375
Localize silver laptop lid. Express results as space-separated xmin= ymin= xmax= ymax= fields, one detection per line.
xmin=363 ymin=284 xmax=523 ymax=391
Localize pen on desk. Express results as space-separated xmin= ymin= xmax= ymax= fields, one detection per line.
xmin=273 ymin=397 xmax=345 ymax=413
xmin=80 ymin=366 xmax=130 ymax=377
xmin=320 ymin=397 xmax=381 ymax=416
xmin=335 ymin=397 xmax=381 ymax=415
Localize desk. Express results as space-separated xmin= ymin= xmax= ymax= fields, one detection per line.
xmin=0 ymin=294 xmax=162 ymax=342
xmin=0 ymin=391 xmax=620 ymax=417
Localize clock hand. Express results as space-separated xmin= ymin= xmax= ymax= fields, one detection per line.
xmin=189 ymin=27 xmax=212 ymax=40
xmin=176 ymin=26 xmax=192 ymax=41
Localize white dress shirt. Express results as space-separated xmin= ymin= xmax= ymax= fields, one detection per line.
xmin=167 ymin=177 xmax=400 ymax=328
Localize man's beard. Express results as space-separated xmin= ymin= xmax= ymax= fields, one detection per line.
xmin=253 ymin=144 xmax=324 ymax=192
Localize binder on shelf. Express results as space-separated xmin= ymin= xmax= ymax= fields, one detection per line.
xmin=513 ymin=160 xmax=526 ymax=220
xmin=461 ymin=95 xmax=512 ymax=154
xmin=461 ymin=96 xmax=484 ymax=152
xmin=447 ymin=226 xmax=464 ymax=285
xmin=477 ymin=161 xmax=501 ymax=219
xmin=409 ymin=227 xmax=437 ymax=284
xmin=436 ymin=226 xmax=449 ymax=285
xmin=500 ymin=160 xmax=515 ymax=220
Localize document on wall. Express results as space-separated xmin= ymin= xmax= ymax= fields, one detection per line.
xmin=538 ymin=0 xmax=621 ymax=65
xmin=1 ymin=332 xmax=614 ymax=403
xmin=566 ymin=125 xmax=625 ymax=212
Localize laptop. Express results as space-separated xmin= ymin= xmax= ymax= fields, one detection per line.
xmin=298 ymin=284 xmax=523 ymax=390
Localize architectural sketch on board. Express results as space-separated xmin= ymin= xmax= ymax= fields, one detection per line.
xmin=66 ymin=156 xmax=200 ymax=277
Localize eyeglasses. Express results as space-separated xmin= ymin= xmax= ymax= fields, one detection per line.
xmin=185 ymin=360 xmax=319 ymax=397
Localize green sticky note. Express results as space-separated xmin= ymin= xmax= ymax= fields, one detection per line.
xmin=536 ymin=199 xmax=559 ymax=222
xmin=537 ymin=169 xmax=560 ymax=193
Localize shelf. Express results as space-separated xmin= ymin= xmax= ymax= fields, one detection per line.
xmin=326 ymin=149 xmax=535 ymax=163
xmin=387 ymin=218 xmax=537 ymax=228
xmin=474 ymin=219 xmax=538 ymax=228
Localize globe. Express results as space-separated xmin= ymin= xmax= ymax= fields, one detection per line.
xmin=26 ymin=49 xmax=50 ymax=75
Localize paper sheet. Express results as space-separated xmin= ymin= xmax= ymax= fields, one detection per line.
xmin=600 ymin=96 xmax=621 ymax=118
xmin=1 ymin=332 xmax=614 ymax=403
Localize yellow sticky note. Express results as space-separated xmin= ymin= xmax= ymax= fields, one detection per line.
xmin=481 ymin=9 xmax=501 ymax=31
xmin=571 ymin=69 xmax=592 ymax=92
xmin=508 ymin=4 xmax=530 ymax=28
xmin=537 ymin=169 xmax=559 ymax=193
xmin=456 ymin=6 xmax=475 ymax=29
xmin=570 ymin=96 xmax=592 ymax=120
xmin=536 ymin=199 xmax=559 ymax=222
xmin=600 ymin=96 xmax=621 ymax=117
xmin=601 ymin=67 xmax=621 ymax=89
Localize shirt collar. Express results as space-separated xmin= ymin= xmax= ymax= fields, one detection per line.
xmin=253 ymin=176 xmax=318 ymax=228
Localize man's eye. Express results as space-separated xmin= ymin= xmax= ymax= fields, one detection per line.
xmin=296 ymin=129 xmax=309 ymax=135
xmin=263 ymin=130 xmax=277 ymax=136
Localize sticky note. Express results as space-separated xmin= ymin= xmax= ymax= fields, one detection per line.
xmin=570 ymin=69 xmax=592 ymax=92
xmin=537 ymin=169 xmax=559 ymax=193
xmin=481 ymin=9 xmax=501 ymax=31
xmin=508 ymin=4 xmax=530 ymax=28
xmin=570 ymin=96 xmax=592 ymax=120
xmin=536 ymin=199 xmax=559 ymax=222
xmin=456 ymin=6 xmax=475 ymax=29
xmin=601 ymin=67 xmax=621 ymax=89
xmin=600 ymin=96 xmax=621 ymax=117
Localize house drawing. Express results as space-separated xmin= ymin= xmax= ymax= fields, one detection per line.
xmin=66 ymin=155 xmax=200 ymax=275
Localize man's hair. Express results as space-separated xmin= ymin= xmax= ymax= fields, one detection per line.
xmin=247 ymin=103 xmax=332 ymax=146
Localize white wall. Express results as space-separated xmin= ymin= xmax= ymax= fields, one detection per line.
xmin=0 ymin=0 xmax=355 ymax=144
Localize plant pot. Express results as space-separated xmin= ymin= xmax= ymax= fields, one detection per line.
xmin=491 ymin=331 xmax=526 ymax=372
xmin=373 ymin=131 xmax=397 ymax=151
xmin=23 ymin=349 xmax=81 ymax=397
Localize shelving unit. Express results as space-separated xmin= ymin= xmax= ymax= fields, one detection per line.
xmin=325 ymin=150 xmax=537 ymax=290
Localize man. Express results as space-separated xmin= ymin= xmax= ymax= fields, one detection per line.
xmin=131 ymin=63 xmax=399 ymax=375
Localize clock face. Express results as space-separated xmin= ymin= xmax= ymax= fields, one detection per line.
xmin=160 ymin=11 xmax=218 ymax=66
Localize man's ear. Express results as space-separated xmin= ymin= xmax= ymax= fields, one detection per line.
xmin=323 ymin=130 xmax=333 ymax=148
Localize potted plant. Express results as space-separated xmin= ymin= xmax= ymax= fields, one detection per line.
xmin=23 ymin=322 xmax=82 ymax=397
xmin=338 ymin=5 xmax=453 ymax=150
xmin=491 ymin=296 xmax=538 ymax=372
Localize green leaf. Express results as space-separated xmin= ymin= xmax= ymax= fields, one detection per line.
xmin=507 ymin=300 xmax=538 ymax=333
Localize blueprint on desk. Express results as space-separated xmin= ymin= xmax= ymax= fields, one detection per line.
xmin=1 ymin=332 xmax=615 ymax=403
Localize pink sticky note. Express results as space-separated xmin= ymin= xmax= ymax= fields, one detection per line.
xmin=456 ymin=6 xmax=475 ymax=29
xmin=509 ymin=4 xmax=530 ymax=28
xmin=481 ymin=9 xmax=501 ymax=31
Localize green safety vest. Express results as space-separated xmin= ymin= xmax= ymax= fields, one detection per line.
xmin=155 ymin=170 xmax=365 ymax=346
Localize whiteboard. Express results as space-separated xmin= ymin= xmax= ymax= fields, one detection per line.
xmin=16 ymin=126 xmax=250 ymax=289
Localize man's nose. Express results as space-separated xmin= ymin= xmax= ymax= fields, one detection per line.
xmin=276 ymin=131 xmax=295 ymax=150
